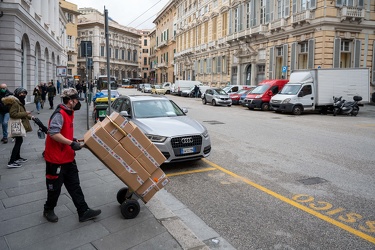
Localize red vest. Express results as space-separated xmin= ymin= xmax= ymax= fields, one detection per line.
xmin=44 ymin=105 xmax=75 ymax=164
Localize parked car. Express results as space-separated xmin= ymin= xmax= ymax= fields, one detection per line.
xmin=141 ymin=83 xmax=152 ymax=93
xmin=108 ymin=95 xmax=211 ymax=163
xmin=151 ymin=85 xmax=167 ymax=95
xmin=181 ymin=86 xmax=195 ymax=97
xmin=137 ymin=84 xmax=144 ymax=91
xmin=243 ymin=79 xmax=289 ymax=111
xmin=230 ymin=88 xmax=254 ymax=105
xmin=239 ymin=88 xmax=256 ymax=106
xmin=202 ymin=88 xmax=232 ymax=106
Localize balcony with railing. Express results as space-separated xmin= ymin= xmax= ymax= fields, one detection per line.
xmin=208 ymin=41 xmax=216 ymax=49
xmin=158 ymin=62 xmax=167 ymax=68
xmin=157 ymin=40 xmax=168 ymax=48
xmin=269 ymin=19 xmax=287 ymax=31
xmin=291 ymin=10 xmax=313 ymax=25
xmin=340 ymin=6 xmax=365 ymax=22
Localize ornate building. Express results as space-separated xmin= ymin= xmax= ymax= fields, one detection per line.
xmin=77 ymin=8 xmax=141 ymax=82
xmin=0 ymin=0 xmax=67 ymax=100
xmin=173 ymin=0 xmax=375 ymax=92
xmin=152 ymin=0 xmax=177 ymax=84
xmin=59 ymin=0 xmax=80 ymax=80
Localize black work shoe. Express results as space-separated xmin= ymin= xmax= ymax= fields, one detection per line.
xmin=79 ymin=208 xmax=101 ymax=222
xmin=43 ymin=209 xmax=58 ymax=222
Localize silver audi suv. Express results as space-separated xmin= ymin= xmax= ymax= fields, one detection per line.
xmin=108 ymin=95 xmax=211 ymax=163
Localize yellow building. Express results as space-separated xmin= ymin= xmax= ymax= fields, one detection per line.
xmin=59 ymin=0 xmax=80 ymax=80
xmin=152 ymin=1 xmax=177 ymax=84
xmin=173 ymin=0 xmax=374 ymax=92
xmin=139 ymin=30 xmax=151 ymax=83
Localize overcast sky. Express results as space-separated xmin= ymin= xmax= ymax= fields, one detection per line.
xmin=69 ymin=0 xmax=171 ymax=29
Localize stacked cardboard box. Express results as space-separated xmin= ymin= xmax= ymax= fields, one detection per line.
xmin=84 ymin=112 xmax=169 ymax=203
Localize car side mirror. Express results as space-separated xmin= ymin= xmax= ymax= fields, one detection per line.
xmin=119 ymin=111 xmax=131 ymax=117
xmin=267 ymin=90 xmax=273 ymax=96
xmin=182 ymin=108 xmax=188 ymax=114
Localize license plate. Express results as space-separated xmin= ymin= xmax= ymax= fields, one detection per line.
xmin=98 ymin=110 xmax=106 ymax=117
xmin=181 ymin=147 xmax=195 ymax=154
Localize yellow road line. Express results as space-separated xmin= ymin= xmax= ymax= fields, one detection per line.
xmin=166 ymin=167 xmax=217 ymax=177
xmin=202 ymin=158 xmax=375 ymax=245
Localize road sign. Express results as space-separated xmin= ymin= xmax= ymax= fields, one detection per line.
xmin=56 ymin=66 xmax=67 ymax=77
xmin=282 ymin=66 xmax=288 ymax=73
xmin=80 ymin=41 xmax=92 ymax=57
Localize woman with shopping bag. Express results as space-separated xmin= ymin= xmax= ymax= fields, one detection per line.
xmin=2 ymin=87 xmax=33 ymax=168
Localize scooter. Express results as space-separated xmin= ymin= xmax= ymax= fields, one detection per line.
xmin=333 ymin=96 xmax=362 ymax=116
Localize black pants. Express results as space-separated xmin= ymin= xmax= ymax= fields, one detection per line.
xmin=48 ymin=96 xmax=54 ymax=108
xmin=9 ymin=136 xmax=23 ymax=163
xmin=44 ymin=160 xmax=89 ymax=216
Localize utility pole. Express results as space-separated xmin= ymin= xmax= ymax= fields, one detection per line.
xmin=104 ymin=7 xmax=111 ymax=113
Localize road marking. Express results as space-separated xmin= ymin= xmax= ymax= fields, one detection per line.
xmin=166 ymin=167 xmax=217 ymax=177
xmin=202 ymin=158 xmax=375 ymax=245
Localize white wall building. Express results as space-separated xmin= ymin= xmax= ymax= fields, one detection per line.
xmin=0 ymin=0 xmax=67 ymax=101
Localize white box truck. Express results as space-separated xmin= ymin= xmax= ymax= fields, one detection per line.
xmin=174 ymin=80 xmax=202 ymax=96
xmin=270 ymin=68 xmax=370 ymax=115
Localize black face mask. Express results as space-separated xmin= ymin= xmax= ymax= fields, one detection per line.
xmin=18 ymin=95 xmax=26 ymax=105
xmin=73 ymin=101 xmax=81 ymax=111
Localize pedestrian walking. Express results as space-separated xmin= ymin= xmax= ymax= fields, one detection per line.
xmin=56 ymin=80 xmax=61 ymax=94
xmin=43 ymin=88 xmax=101 ymax=223
xmin=76 ymin=81 xmax=83 ymax=98
xmin=0 ymin=83 xmax=13 ymax=144
xmin=41 ymin=83 xmax=47 ymax=109
xmin=47 ymin=82 xmax=56 ymax=109
xmin=2 ymin=88 xmax=33 ymax=168
xmin=33 ymin=85 xmax=42 ymax=114
xmin=194 ymin=85 xmax=200 ymax=98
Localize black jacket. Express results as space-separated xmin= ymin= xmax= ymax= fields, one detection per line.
xmin=0 ymin=89 xmax=13 ymax=114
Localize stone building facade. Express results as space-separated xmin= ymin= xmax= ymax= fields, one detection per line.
xmin=0 ymin=0 xmax=67 ymax=101
xmin=59 ymin=0 xmax=80 ymax=80
xmin=172 ymin=0 xmax=374 ymax=92
xmin=76 ymin=8 xmax=141 ymax=83
xmin=139 ymin=30 xmax=151 ymax=83
xmin=152 ymin=0 xmax=177 ymax=84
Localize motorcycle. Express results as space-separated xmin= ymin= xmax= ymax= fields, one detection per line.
xmin=332 ymin=95 xmax=362 ymax=116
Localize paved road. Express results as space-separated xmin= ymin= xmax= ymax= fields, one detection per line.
xmin=0 ymin=94 xmax=235 ymax=250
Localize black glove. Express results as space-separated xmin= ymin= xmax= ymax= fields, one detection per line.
xmin=70 ymin=141 xmax=82 ymax=151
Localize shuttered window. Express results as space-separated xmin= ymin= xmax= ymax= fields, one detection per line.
xmin=291 ymin=42 xmax=297 ymax=71
xmin=333 ymin=38 xmax=341 ymax=68
xmin=354 ymin=39 xmax=361 ymax=67
xmin=308 ymin=39 xmax=315 ymax=69
xmin=269 ymin=47 xmax=274 ymax=79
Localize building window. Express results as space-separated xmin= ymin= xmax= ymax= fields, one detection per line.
xmin=340 ymin=40 xmax=352 ymax=68
xmin=246 ymin=2 xmax=251 ymax=29
xmin=115 ymin=49 xmax=119 ymax=59
xmin=122 ymin=50 xmax=125 ymax=60
xmin=68 ymin=54 xmax=73 ymax=61
xmin=234 ymin=7 xmax=239 ymax=32
xmin=133 ymin=51 xmax=137 ymax=62
xmin=128 ymin=50 xmax=131 ymax=60
xmin=143 ymin=57 xmax=147 ymax=65
xmin=144 ymin=39 xmax=147 ymax=46
xmin=298 ymin=42 xmax=308 ymax=69
xmin=100 ymin=46 xmax=105 ymax=57
xmin=222 ymin=12 xmax=228 ymax=37
xmin=212 ymin=17 xmax=217 ymax=40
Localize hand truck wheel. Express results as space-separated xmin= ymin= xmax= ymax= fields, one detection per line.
xmin=120 ymin=199 xmax=140 ymax=219
xmin=116 ymin=187 xmax=133 ymax=204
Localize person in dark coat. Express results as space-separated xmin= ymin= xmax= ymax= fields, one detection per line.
xmin=41 ymin=83 xmax=47 ymax=109
xmin=47 ymin=82 xmax=56 ymax=109
xmin=2 ymin=88 xmax=33 ymax=168
xmin=0 ymin=83 xmax=13 ymax=143
xmin=33 ymin=85 xmax=42 ymax=114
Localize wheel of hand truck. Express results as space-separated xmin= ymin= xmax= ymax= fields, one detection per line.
xmin=116 ymin=187 xmax=133 ymax=204
xmin=120 ymin=199 xmax=140 ymax=219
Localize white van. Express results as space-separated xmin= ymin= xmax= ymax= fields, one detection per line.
xmin=174 ymin=80 xmax=202 ymax=96
xmin=162 ymin=82 xmax=172 ymax=94
xmin=223 ymin=85 xmax=251 ymax=94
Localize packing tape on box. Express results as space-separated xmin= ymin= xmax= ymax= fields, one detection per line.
xmin=107 ymin=115 xmax=160 ymax=168
xmin=90 ymin=128 xmax=144 ymax=185
xmin=106 ymin=115 xmax=128 ymax=136
xmin=140 ymin=179 xmax=159 ymax=198
xmin=108 ymin=116 xmax=130 ymax=136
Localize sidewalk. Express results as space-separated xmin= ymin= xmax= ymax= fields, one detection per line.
xmin=0 ymin=99 xmax=234 ymax=250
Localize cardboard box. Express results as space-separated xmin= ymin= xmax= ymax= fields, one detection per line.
xmin=135 ymin=178 xmax=159 ymax=203
xmin=137 ymin=143 xmax=166 ymax=174
xmin=150 ymin=168 xmax=170 ymax=190
xmin=101 ymin=112 xmax=137 ymax=141
xmin=119 ymin=127 xmax=151 ymax=158
xmin=84 ymin=122 xmax=118 ymax=159
xmin=103 ymin=145 xmax=149 ymax=190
